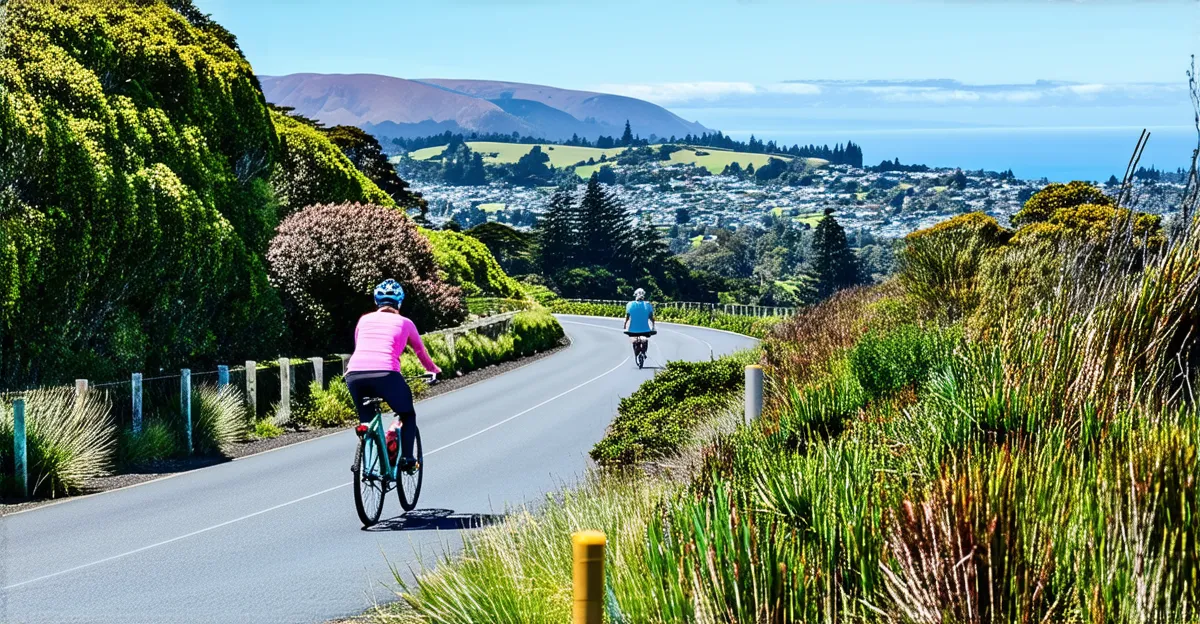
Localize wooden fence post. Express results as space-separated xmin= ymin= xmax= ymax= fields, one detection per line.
xmin=75 ymin=379 xmax=88 ymax=396
xmin=278 ymin=358 xmax=291 ymax=421
xmin=181 ymin=369 xmax=192 ymax=454
xmin=13 ymin=397 xmax=27 ymax=498
xmin=310 ymin=357 xmax=324 ymax=389
xmin=131 ymin=373 xmax=143 ymax=435
xmin=245 ymin=361 xmax=257 ymax=418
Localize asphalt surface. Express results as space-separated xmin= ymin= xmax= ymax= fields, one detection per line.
xmin=0 ymin=315 xmax=756 ymax=624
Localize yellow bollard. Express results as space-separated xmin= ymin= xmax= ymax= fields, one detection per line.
xmin=572 ymin=530 xmax=606 ymax=624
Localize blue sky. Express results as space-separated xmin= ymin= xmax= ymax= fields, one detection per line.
xmin=198 ymin=0 xmax=1198 ymax=175
xmin=200 ymin=0 xmax=1197 ymax=88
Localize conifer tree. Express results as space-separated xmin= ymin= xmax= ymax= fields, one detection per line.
xmin=620 ymin=120 xmax=634 ymax=147
xmin=535 ymin=189 xmax=579 ymax=274
xmin=809 ymin=209 xmax=859 ymax=298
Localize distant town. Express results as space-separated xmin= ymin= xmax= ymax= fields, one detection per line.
xmin=396 ymin=147 xmax=1187 ymax=240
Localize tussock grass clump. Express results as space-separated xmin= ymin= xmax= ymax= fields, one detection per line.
xmin=1 ymin=388 xmax=116 ymax=498
xmin=193 ymin=384 xmax=247 ymax=455
xmin=117 ymin=421 xmax=178 ymax=466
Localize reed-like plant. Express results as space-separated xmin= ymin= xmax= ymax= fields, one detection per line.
xmin=193 ymin=384 xmax=247 ymax=455
xmin=0 ymin=388 xmax=116 ymax=498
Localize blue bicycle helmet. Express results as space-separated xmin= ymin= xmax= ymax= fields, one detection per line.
xmin=374 ymin=279 xmax=405 ymax=308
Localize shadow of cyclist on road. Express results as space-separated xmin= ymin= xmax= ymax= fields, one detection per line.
xmin=365 ymin=508 xmax=505 ymax=532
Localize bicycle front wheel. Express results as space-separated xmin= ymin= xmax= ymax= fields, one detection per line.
xmin=396 ymin=427 xmax=424 ymax=512
xmin=353 ymin=435 xmax=387 ymax=527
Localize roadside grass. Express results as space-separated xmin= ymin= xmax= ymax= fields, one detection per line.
xmin=381 ymin=190 xmax=1200 ymax=621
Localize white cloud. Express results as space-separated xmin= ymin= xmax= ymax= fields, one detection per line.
xmin=592 ymin=81 xmax=757 ymax=105
xmin=764 ymin=83 xmax=823 ymax=95
xmin=591 ymin=79 xmax=1184 ymax=107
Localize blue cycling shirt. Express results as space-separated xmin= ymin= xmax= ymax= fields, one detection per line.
xmin=626 ymin=300 xmax=654 ymax=333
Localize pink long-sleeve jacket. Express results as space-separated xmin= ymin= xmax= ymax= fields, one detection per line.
xmin=345 ymin=311 xmax=439 ymax=373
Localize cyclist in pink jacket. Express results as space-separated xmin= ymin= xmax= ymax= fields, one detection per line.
xmin=345 ymin=279 xmax=441 ymax=470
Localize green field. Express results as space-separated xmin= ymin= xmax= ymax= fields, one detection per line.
xmin=478 ymin=203 xmax=506 ymax=213
xmin=409 ymin=142 xmax=827 ymax=179
xmin=794 ymin=212 xmax=825 ymax=226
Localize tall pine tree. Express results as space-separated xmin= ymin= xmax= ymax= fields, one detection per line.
xmin=809 ymin=209 xmax=859 ymax=298
xmin=620 ymin=120 xmax=634 ymax=147
xmin=535 ymin=189 xmax=579 ymax=275
xmin=578 ymin=173 xmax=633 ymax=271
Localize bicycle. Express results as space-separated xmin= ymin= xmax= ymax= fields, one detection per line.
xmin=351 ymin=373 xmax=435 ymax=527
xmin=624 ymin=330 xmax=656 ymax=369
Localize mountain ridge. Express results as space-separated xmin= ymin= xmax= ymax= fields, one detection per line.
xmin=258 ymin=73 xmax=709 ymax=143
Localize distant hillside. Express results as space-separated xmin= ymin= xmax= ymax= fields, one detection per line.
xmin=258 ymin=74 xmax=709 ymax=143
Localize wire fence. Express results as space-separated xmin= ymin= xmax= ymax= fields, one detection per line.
xmin=3 ymin=312 xmax=524 ymax=433
xmin=563 ymin=299 xmax=796 ymax=318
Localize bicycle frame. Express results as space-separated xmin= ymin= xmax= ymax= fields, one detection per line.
xmin=364 ymin=408 xmax=399 ymax=482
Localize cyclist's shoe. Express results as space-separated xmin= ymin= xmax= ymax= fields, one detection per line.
xmin=398 ymin=457 xmax=419 ymax=474
xmin=355 ymin=424 xmax=368 ymax=437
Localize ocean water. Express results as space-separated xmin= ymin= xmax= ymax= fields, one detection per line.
xmin=721 ymin=126 xmax=1196 ymax=183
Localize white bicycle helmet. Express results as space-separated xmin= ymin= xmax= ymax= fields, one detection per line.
xmin=633 ymin=288 xmax=646 ymax=301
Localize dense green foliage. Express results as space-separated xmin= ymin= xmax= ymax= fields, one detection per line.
xmin=0 ymin=0 xmax=288 ymax=385
xmin=270 ymin=111 xmax=394 ymax=215
xmin=421 ymin=229 xmax=523 ymax=298
xmin=591 ymin=355 xmax=750 ymax=466
xmin=465 ymin=222 xmax=536 ymax=276
xmin=266 ymin=203 xmax=468 ymax=353
xmin=324 ymin=125 xmax=424 ymax=211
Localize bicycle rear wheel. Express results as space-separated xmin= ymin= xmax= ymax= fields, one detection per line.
xmin=396 ymin=426 xmax=424 ymax=512
xmin=636 ymin=352 xmax=646 ymax=369
xmin=353 ymin=435 xmax=387 ymax=527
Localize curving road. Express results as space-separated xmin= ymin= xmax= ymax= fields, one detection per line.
xmin=0 ymin=316 xmax=755 ymax=624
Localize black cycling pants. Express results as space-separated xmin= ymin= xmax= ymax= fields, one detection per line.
xmin=345 ymin=370 xmax=417 ymax=459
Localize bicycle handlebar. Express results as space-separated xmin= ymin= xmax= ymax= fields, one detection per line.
xmin=405 ymin=372 xmax=439 ymax=384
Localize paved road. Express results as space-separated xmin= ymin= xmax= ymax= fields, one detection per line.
xmin=0 ymin=316 xmax=755 ymax=624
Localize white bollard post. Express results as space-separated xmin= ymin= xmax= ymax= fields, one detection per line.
xmin=75 ymin=379 xmax=88 ymax=396
xmin=745 ymin=365 xmax=763 ymax=424
xmin=310 ymin=357 xmax=324 ymax=389
xmin=217 ymin=365 xmax=230 ymax=389
xmin=245 ymin=361 xmax=257 ymax=418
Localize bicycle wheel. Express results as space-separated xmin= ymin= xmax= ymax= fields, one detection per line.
xmin=396 ymin=426 xmax=424 ymax=512
xmin=353 ymin=435 xmax=387 ymax=527
xmin=636 ymin=352 xmax=646 ymax=369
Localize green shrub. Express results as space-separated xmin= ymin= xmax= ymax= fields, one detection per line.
xmin=422 ymin=229 xmax=523 ymax=298
xmin=193 ymin=385 xmax=247 ymax=455
xmin=900 ymin=212 xmax=1011 ymax=320
xmin=0 ymin=389 xmax=116 ymax=498
xmin=1012 ymin=180 xmax=1113 ymax=227
xmin=591 ymin=355 xmax=749 ymax=466
xmin=848 ymin=324 xmax=958 ymax=400
xmin=296 ymin=377 xmax=355 ymax=428
xmin=117 ymin=421 xmax=178 ymax=467
xmin=251 ymin=419 xmax=284 ymax=440
xmin=510 ymin=309 xmax=565 ymax=356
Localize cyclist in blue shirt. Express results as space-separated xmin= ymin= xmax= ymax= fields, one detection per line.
xmin=623 ymin=288 xmax=656 ymax=363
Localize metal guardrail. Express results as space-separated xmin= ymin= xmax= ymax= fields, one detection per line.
xmin=563 ymin=299 xmax=795 ymax=318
